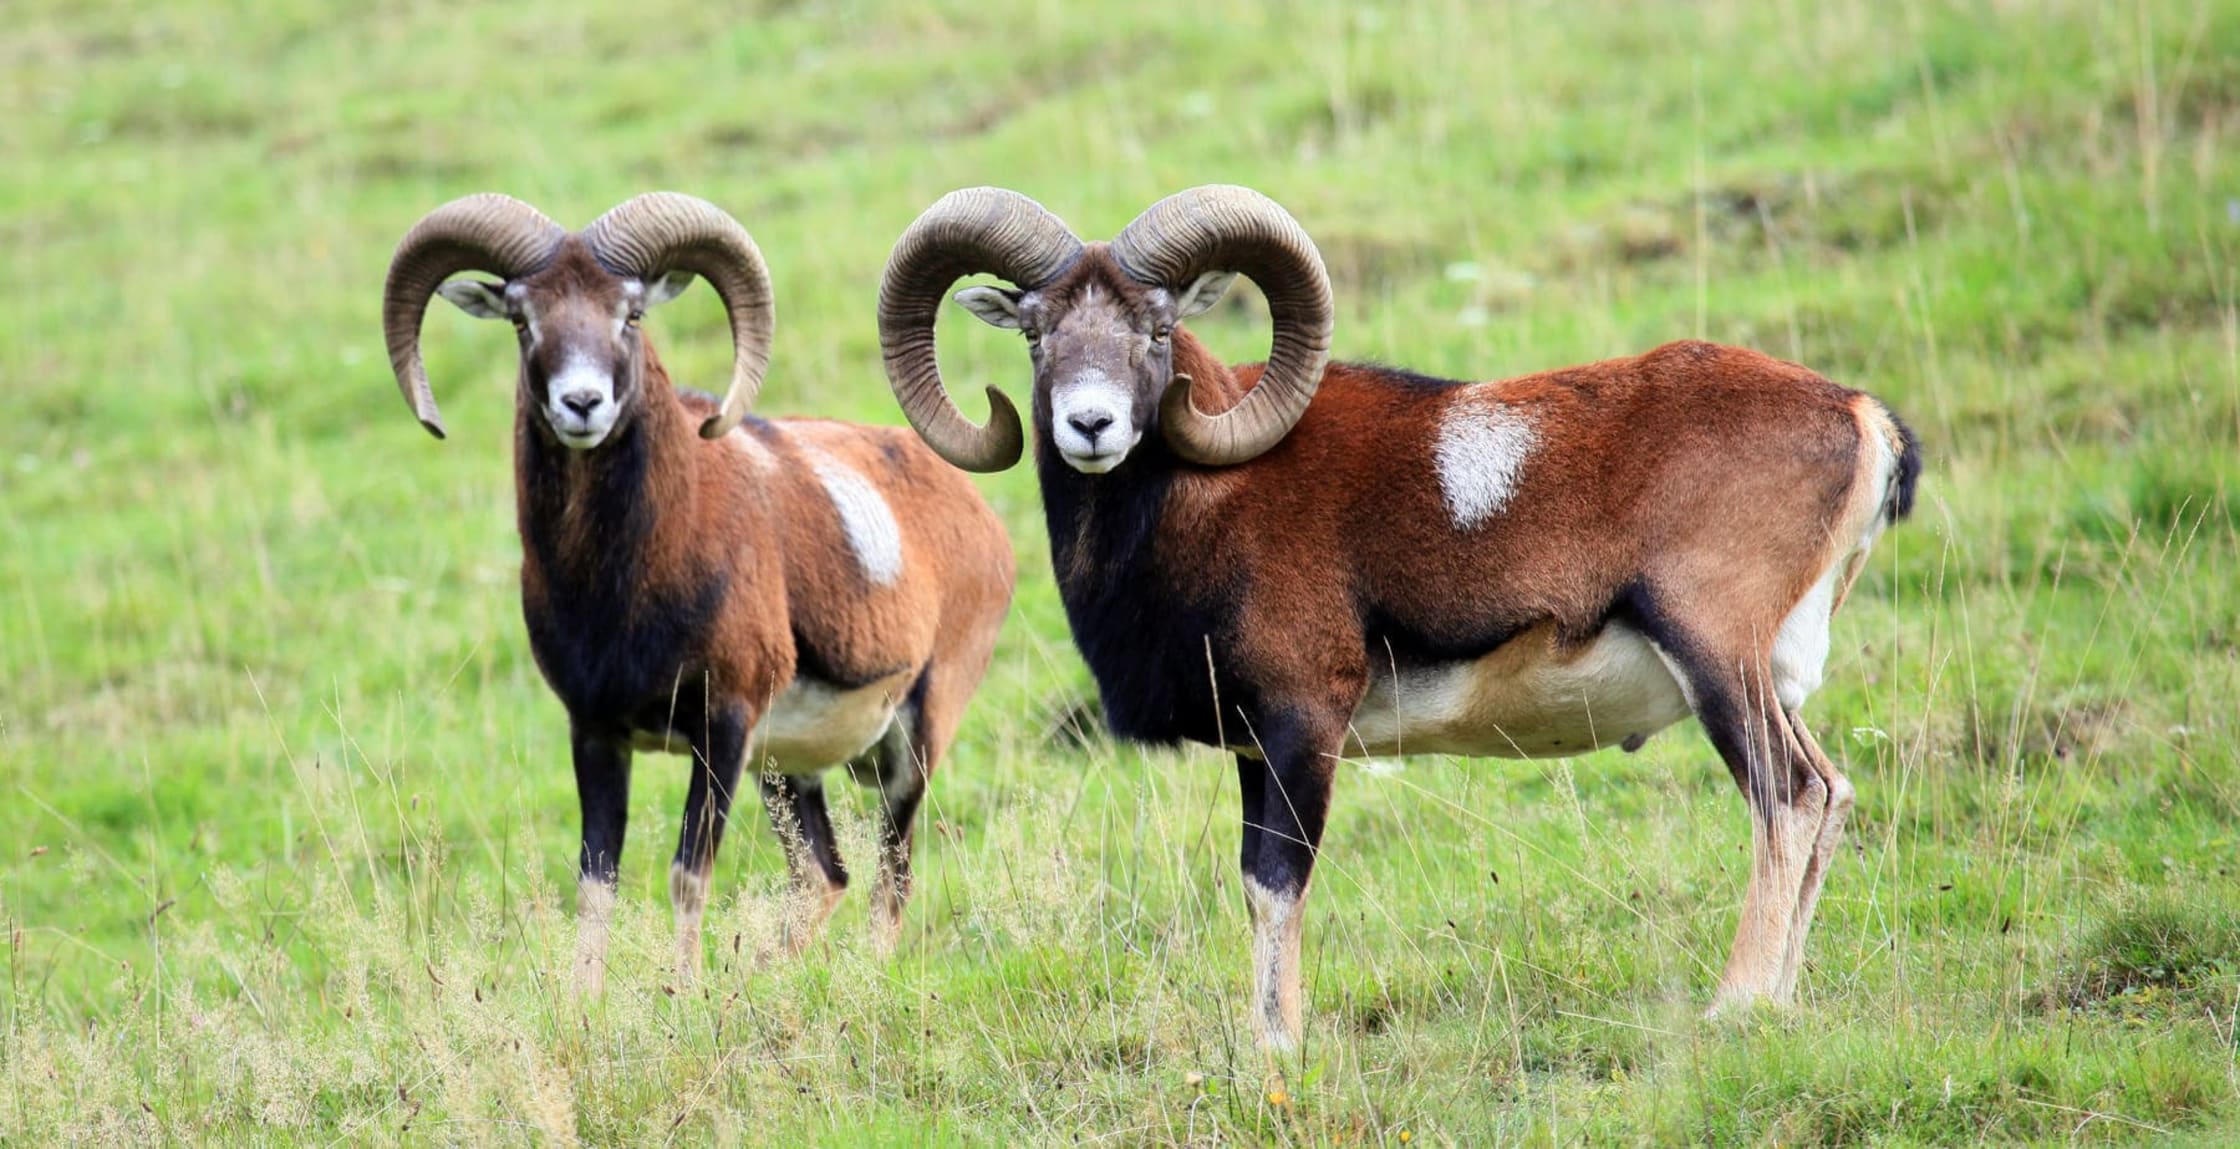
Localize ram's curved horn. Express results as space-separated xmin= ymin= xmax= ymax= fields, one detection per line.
xmin=381 ymin=194 xmax=566 ymax=437
xmin=877 ymin=187 xmax=1084 ymax=472
xmin=582 ymin=192 xmax=776 ymax=439
xmin=1112 ymin=185 xmax=1332 ymax=466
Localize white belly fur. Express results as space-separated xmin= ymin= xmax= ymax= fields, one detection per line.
xmin=631 ymin=671 xmax=913 ymax=773
xmin=754 ymin=672 xmax=914 ymax=773
xmin=1348 ymin=622 xmax=1692 ymax=759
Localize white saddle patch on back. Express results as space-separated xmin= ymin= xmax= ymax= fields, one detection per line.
xmin=803 ymin=445 xmax=904 ymax=587
xmin=1433 ymin=392 xmax=1537 ymax=530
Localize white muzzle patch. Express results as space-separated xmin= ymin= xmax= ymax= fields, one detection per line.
xmin=545 ymin=351 xmax=619 ymax=449
xmin=1050 ymin=369 xmax=1142 ymax=473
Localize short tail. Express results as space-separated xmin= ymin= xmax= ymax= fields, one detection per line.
xmin=1829 ymin=397 xmax=1918 ymax=614
xmin=1883 ymin=407 xmax=1922 ymax=525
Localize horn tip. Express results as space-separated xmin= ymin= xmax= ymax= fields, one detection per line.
xmin=971 ymin=386 xmax=1025 ymax=473
xmin=419 ymin=415 xmax=448 ymax=440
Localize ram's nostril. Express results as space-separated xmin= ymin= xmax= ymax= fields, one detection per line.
xmin=1068 ymin=411 xmax=1115 ymax=441
xmin=561 ymin=390 xmax=604 ymax=418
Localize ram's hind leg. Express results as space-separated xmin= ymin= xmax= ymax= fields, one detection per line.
xmin=1774 ymin=708 xmax=1852 ymax=1000
xmin=759 ymin=772 xmax=850 ymax=956
xmin=855 ymin=657 xmax=990 ymax=955
xmin=850 ymin=714 xmax=930 ymax=955
xmin=1692 ymin=660 xmax=1828 ymax=1014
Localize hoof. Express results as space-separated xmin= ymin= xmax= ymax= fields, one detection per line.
xmin=1703 ymin=986 xmax=1789 ymax=1022
xmin=868 ymin=909 xmax=905 ymax=957
xmin=1255 ymin=1021 xmax=1302 ymax=1057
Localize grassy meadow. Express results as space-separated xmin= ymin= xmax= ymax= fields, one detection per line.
xmin=5 ymin=0 xmax=2240 ymax=1141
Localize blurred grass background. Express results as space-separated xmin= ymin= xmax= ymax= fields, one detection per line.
xmin=3 ymin=0 xmax=2238 ymax=1141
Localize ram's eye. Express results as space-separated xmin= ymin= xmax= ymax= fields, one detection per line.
xmin=510 ymin=317 xmax=528 ymax=333
xmin=625 ymin=310 xmax=645 ymax=327
xmin=1152 ymin=326 xmax=1172 ymax=342
xmin=1022 ymin=326 xmax=1040 ymax=342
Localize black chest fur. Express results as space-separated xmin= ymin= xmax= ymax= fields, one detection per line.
xmin=1040 ymin=448 xmax=1257 ymax=748
xmin=522 ymin=562 xmax=729 ymax=729
xmin=518 ymin=430 xmax=730 ymax=731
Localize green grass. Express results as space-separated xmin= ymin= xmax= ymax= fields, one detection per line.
xmin=5 ymin=0 xmax=2239 ymax=1141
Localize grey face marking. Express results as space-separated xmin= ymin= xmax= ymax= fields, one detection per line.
xmin=954 ymin=266 xmax=1237 ymax=475
xmin=529 ymin=286 xmax=636 ymax=450
xmin=543 ymin=345 xmax=619 ymax=447
xmin=1039 ymin=290 xmax=1162 ymax=473
xmin=436 ymin=263 xmax=697 ymax=453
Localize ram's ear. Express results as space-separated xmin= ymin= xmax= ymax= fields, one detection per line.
xmin=1173 ymin=270 xmax=1237 ymax=320
xmin=643 ymin=270 xmax=696 ymax=308
xmin=953 ymin=285 xmax=1024 ymax=330
xmin=436 ymin=279 xmax=511 ymax=320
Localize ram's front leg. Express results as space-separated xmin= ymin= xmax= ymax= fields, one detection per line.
xmin=671 ymin=703 xmax=751 ymax=982
xmin=1236 ymin=707 xmax=1344 ymax=1053
xmin=571 ymin=724 xmax=633 ymax=996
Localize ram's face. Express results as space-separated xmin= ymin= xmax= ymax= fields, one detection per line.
xmin=437 ymin=255 xmax=693 ymax=450
xmin=955 ymin=260 xmax=1234 ymax=474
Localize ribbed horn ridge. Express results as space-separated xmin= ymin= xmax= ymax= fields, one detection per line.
xmin=1112 ymin=185 xmax=1332 ymax=466
xmin=877 ymin=187 xmax=1084 ymax=472
xmin=381 ymin=194 xmax=565 ymax=438
xmin=583 ymin=192 xmax=775 ymax=439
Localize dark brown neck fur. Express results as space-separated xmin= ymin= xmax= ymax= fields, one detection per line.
xmin=516 ymin=338 xmax=704 ymax=582
xmin=514 ymin=336 xmax=747 ymax=722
